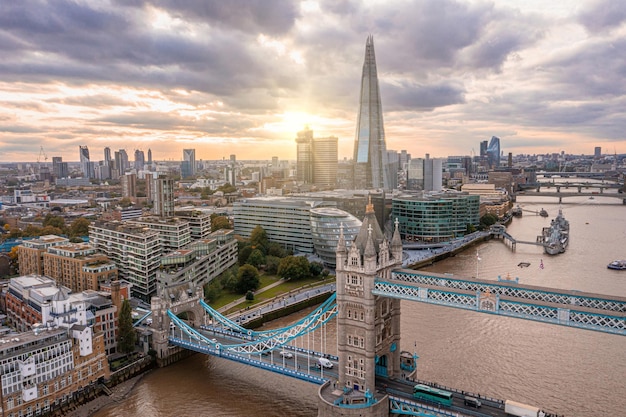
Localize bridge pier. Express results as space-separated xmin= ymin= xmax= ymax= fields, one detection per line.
xmin=317 ymin=381 xmax=390 ymax=417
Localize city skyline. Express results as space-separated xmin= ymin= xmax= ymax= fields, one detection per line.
xmin=1 ymin=1 xmax=625 ymax=163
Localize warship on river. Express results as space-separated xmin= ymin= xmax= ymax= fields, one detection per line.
xmin=540 ymin=208 xmax=569 ymax=255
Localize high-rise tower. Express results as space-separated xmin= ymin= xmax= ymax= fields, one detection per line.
xmin=353 ymin=36 xmax=391 ymax=190
xmin=79 ymin=146 xmax=92 ymax=178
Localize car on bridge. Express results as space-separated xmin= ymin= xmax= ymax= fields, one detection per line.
xmin=279 ymin=350 xmax=293 ymax=359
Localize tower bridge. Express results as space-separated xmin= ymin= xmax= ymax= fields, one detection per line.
xmin=148 ymin=201 xmax=625 ymax=417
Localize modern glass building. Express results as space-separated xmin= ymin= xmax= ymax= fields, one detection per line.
xmin=310 ymin=207 xmax=362 ymax=267
xmin=353 ymin=36 xmax=391 ymax=190
xmin=234 ymin=197 xmax=333 ymax=254
xmin=392 ymin=191 xmax=480 ymax=243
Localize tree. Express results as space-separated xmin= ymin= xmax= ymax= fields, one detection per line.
xmin=277 ymin=256 xmax=311 ymax=281
xmin=239 ymin=245 xmax=253 ymax=266
xmin=267 ymin=242 xmax=286 ymax=258
xmin=43 ymin=213 xmax=66 ymax=230
xmin=69 ymin=217 xmax=91 ymax=237
xmin=118 ymin=299 xmax=137 ymax=354
xmin=245 ymin=290 xmax=255 ymax=301
xmin=479 ymin=213 xmax=498 ymax=229
xmin=41 ymin=225 xmax=64 ymax=236
xmin=265 ymin=255 xmax=281 ymax=275
xmin=119 ymin=197 xmax=132 ymax=208
xmin=210 ymin=214 xmax=231 ymax=232
xmin=236 ymin=264 xmax=260 ymax=294
xmin=250 ymin=225 xmax=269 ymax=253
xmin=309 ymin=261 xmax=324 ymax=277
xmin=246 ymin=249 xmax=265 ymax=269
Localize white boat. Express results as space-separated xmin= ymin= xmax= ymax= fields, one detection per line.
xmin=607 ymin=260 xmax=626 ymax=270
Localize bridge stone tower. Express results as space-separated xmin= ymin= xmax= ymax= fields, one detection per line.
xmin=335 ymin=199 xmax=403 ymax=393
xmin=150 ymin=282 xmax=204 ymax=366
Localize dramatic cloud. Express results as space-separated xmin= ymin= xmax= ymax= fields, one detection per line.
xmin=0 ymin=0 xmax=624 ymax=162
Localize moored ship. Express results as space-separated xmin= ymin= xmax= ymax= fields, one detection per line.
xmin=541 ymin=208 xmax=569 ymax=255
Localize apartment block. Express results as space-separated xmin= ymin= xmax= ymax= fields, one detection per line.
xmin=0 ymin=328 xmax=109 ymax=417
xmin=17 ymin=235 xmax=69 ymax=275
xmin=43 ymin=242 xmax=118 ymax=293
xmin=157 ymin=230 xmax=238 ymax=289
xmin=128 ymin=216 xmax=191 ymax=251
xmin=89 ymin=221 xmax=162 ymax=301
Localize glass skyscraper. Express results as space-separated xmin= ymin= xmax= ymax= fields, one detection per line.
xmin=353 ymin=36 xmax=391 ymax=190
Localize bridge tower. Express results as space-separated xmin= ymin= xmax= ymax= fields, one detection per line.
xmin=319 ymin=199 xmax=403 ymax=415
xmin=150 ymin=282 xmax=205 ymax=366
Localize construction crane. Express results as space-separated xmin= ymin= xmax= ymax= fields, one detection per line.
xmin=37 ymin=146 xmax=48 ymax=173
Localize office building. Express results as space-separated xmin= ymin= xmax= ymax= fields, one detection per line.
xmin=486 ymin=136 xmax=501 ymax=168
xmin=147 ymin=148 xmax=152 ymax=165
xmin=79 ymin=145 xmax=91 ymax=179
xmin=114 ymin=149 xmax=129 ymax=176
xmin=353 ymin=36 xmax=392 ymax=190
xmin=52 ymin=157 xmax=69 ymax=179
xmin=391 ymin=191 xmax=480 ymax=243
xmin=89 ymin=221 xmax=162 ymax=301
xmin=134 ymin=149 xmax=145 ymax=171
xmin=234 ymin=197 xmax=333 ymax=254
xmin=406 ymin=155 xmax=443 ymax=191
xmin=309 ymin=207 xmax=362 ymax=267
xmin=594 ymin=146 xmax=602 ymax=159
xmin=104 ymin=147 xmax=112 ymax=166
xmin=296 ymin=126 xmax=338 ymax=189
xmin=182 ymin=149 xmax=196 ymax=178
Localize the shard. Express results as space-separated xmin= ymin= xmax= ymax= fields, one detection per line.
xmin=353 ymin=35 xmax=391 ymax=190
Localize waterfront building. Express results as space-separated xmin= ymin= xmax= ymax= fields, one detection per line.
xmin=0 ymin=327 xmax=110 ymax=417
xmin=353 ymin=36 xmax=392 ymax=190
xmin=17 ymin=235 xmax=70 ymax=275
xmin=234 ymin=197 xmax=331 ymax=254
xmin=309 ymin=207 xmax=362 ymax=267
xmin=392 ymin=191 xmax=480 ymax=243
xmin=156 ymin=230 xmax=238 ymax=290
xmin=89 ymin=221 xmax=162 ymax=301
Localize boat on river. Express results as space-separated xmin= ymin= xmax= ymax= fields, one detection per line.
xmin=542 ymin=208 xmax=569 ymax=255
xmin=539 ymin=208 xmax=549 ymax=217
xmin=607 ymin=260 xmax=626 ymax=270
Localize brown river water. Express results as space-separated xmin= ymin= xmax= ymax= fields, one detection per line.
xmin=95 ymin=196 xmax=626 ymax=417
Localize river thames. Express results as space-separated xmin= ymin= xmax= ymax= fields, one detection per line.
xmin=94 ymin=196 xmax=626 ymax=417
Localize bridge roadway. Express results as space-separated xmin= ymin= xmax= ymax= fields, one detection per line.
xmin=378 ymin=378 xmax=509 ymax=417
xmin=376 ymin=269 xmax=626 ymax=335
xmin=170 ymin=321 xmax=517 ymax=417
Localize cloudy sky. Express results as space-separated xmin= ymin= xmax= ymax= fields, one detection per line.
xmin=1 ymin=0 xmax=625 ymax=163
